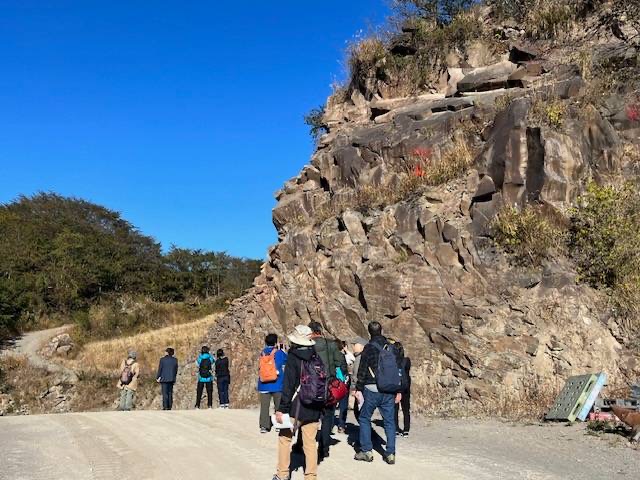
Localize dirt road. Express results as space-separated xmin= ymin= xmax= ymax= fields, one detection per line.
xmin=0 ymin=325 xmax=78 ymax=381
xmin=1 ymin=409 xmax=638 ymax=480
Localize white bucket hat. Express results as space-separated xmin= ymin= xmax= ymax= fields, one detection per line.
xmin=287 ymin=325 xmax=315 ymax=347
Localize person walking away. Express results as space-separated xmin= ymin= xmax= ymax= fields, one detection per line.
xmin=117 ymin=351 xmax=140 ymax=411
xmin=308 ymin=321 xmax=348 ymax=459
xmin=258 ymin=333 xmax=288 ymax=433
xmin=156 ymin=347 xmax=178 ymax=410
xmin=195 ymin=346 xmax=215 ymax=409
xmin=393 ymin=342 xmax=411 ymax=437
xmin=215 ymin=348 xmax=231 ymax=408
xmin=336 ymin=340 xmax=355 ymax=434
xmin=274 ymin=325 xmax=322 ymax=480
xmin=350 ymin=337 xmax=367 ymax=422
xmin=354 ymin=322 xmax=402 ymax=465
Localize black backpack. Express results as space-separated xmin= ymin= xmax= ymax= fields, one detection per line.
xmin=199 ymin=356 xmax=212 ymax=378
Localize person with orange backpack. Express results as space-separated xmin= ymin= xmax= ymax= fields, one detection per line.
xmin=258 ymin=333 xmax=288 ymax=433
xmin=117 ymin=350 xmax=140 ymax=411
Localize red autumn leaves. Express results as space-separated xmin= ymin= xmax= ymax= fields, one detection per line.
xmin=410 ymin=147 xmax=433 ymax=177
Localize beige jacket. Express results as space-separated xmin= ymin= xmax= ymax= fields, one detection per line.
xmin=117 ymin=358 xmax=140 ymax=391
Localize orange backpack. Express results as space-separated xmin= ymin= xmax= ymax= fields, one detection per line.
xmin=259 ymin=349 xmax=279 ymax=383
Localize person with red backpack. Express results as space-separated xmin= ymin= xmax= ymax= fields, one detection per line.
xmin=258 ymin=333 xmax=288 ymax=433
xmin=273 ymin=325 xmax=322 ymax=480
xmin=117 ymin=350 xmax=140 ymax=411
xmin=308 ymin=322 xmax=348 ymax=460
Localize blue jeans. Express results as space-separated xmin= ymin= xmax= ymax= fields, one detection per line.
xmin=358 ymin=389 xmax=396 ymax=455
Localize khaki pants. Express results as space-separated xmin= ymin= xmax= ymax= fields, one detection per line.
xmin=277 ymin=420 xmax=318 ymax=480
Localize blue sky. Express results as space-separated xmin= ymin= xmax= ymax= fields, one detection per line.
xmin=0 ymin=1 xmax=389 ymax=259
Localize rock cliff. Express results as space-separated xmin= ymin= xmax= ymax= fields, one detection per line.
xmin=184 ymin=4 xmax=640 ymax=413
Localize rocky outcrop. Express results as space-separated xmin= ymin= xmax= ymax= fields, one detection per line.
xmin=182 ymin=12 xmax=640 ymax=413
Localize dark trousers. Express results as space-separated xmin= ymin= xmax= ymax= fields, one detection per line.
xmin=259 ymin=392 xmax=282 ymax=430
xmin=319 ymin=405 xmax=336 ymax=455
xmin=394 ymin=390 xmax=411 ymax=432
xmin=337 ymin=393 xmax=349 ymax=428
xmin=161 ymin=382 xmax=174 ymax=410
xmin=195 ymin=381 xmax=213 ymax=408
xmin=217 ymin=376 xmax=230 ymax=405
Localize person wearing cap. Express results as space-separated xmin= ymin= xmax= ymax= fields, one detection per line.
xmin=117 ymin=350 xmax=140 ymax=411
xmin=273 ymin=325 xmax=321 ymax=480
xmin=156 ymin=347 xmax=179 ymax=410
xmin=350 ymin=337 xmax=368 ymax=421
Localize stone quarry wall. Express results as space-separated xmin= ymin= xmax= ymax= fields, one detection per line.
xmin=176 ymin=26 xmax=640 ymax=412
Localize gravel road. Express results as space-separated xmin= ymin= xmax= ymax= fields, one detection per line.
xmin=1 ymin=409 xmax=638 ymax=480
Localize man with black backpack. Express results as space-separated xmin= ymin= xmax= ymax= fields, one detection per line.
xmin=308 ymin=321 xmax=348 ymax=460
xmin=195 ymin=345 xmax=215 ymax=409
xmin=273 ymin=325 xmax=322 ymax=480
xmin=354 ymin=322 xmax=404 ymax=465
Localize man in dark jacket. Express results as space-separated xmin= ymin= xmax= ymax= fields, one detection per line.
xmin=354 ymin=322 xmax=401 ymax=465
xmin=156 ymin=347 xmax=178 ymax=410
xmin=274 ymin=325 xmax=321 ymax=480
xmin=308 ymin=321 xmax=348 ymax=459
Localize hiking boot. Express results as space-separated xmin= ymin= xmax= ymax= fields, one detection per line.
xmin=354 ymin=451 xmax=374 ymax=462
xmin=384 ymin=454 xmax=396 ymax=465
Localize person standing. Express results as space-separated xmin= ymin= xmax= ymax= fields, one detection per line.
xmin=393 ymin=342 xmax=411 ymax=437
xmin=156 ymin=347 xmax=178 ymax=410
xmin=336 ymin=340 xmax=355 ymax=434
xmin=350 ymin=337 xmax=367 ymax=422
xmin=308 ymin=321 xmax=348 ymax=459
xmin=117 ymin=351 xmax=140 ymax=411
xmin=258 ymin=333 xmax=288 ymax=433
xmin=273 ymin=325 xmax=322 ymax=480
xmin=215 ymin=348 xmax=231 ymax=409
xmin=195 ymin=345 xmax=215 ymax=409
xmin=354 ymin=322 xmax=402 ymax=465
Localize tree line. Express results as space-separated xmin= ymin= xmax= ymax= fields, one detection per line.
xmin=0 ymin=193 xmax=262 ymax=339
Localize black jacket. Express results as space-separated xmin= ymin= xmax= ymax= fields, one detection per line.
xmin=278 ymin=345 xmax=322 ymax=423
xmin=356 ymin=335 xmax=390 ymax=391
xmin=215 ymin=356 xmax=230 ymax=379
xmin=156 ymin=355 xmax=178 ymax=383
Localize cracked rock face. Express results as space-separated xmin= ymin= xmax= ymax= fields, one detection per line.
xmin=178 ymin=38 xmax=639 ymax=412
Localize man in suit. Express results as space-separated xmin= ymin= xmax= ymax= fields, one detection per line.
xmin=156 ymin=347 xmax=179 ymax=410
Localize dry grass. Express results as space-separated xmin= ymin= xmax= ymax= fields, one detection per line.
xmin=480 ymin=380 xmax=562 ymax=421
xmin=66 ymin=314 xmax=220 ymax=375
xmin=314 ymin=136 xmax=475 ymax=225
xmin=493 ymin=204 xmax=566 ymax=265
xmin=0 ymin=355 xmax=56 ymax=414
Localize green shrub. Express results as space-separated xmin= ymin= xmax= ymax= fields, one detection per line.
xmin=493 ymin=205 xmax=565 ymax=265
xmin=303 ymin=105 xmax=328 ymax=142
xmin=570 ymin=182 xmax=640 ymax=325
xmin=529 ymin=96 xmax=567 ymax=129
